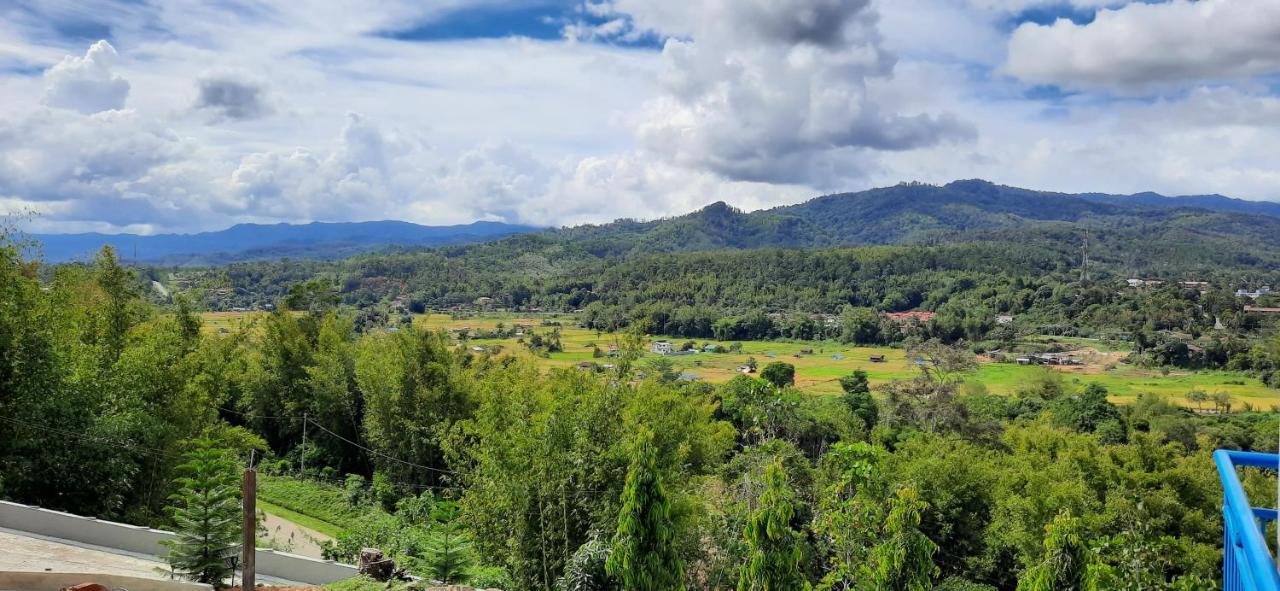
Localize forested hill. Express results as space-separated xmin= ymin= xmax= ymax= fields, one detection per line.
xmin=547 ymin=179 xmax=1280 ymax=257
xmin=152 ymin=180 xmax=1280 ymax=312
xmin=34 ymin=180 xmax=1279 ymax=265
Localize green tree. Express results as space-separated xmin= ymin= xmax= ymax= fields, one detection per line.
xmin=906 ymin=339 xmax=977 ymax=385
xmin=838 ymin=305 xmax=881 ymax=344
xmin=1049 ymin=383 xmax=1121 ymax=434
xmin=607 ymin=428 xmax=685 ymax=591
xmin=862 ymin=487 xmax=939 ymax=591
xmin=644 ymin=356 xmax=678 ymax=383
xmin=422 ymin=502 xmax=476 ymax=584
xmin=283 ymin=278 xmax=339 ymax=314
xmin=162 ymin=441 xmax=241 ymax=585
xmin=174 ymin=294 xmax=203 ymax=349
xmin=561 ymin=534 xmax=620 ymax=591
xmin=450 ymin=364 xmax=631 ymax=591
xmin=1016 ymin=511 xmax=1090 ymax=591
xmin=1184 ymin=390 xmax=1207 ymax=412
xmin=357 ymin=328 xmax=473 ymax=484
xmin=760 ymin=362 xmax=796 ymax=389
xmin=813 ymin=442 xmax=886 ymax=591
xmin=93 ymin=246 xmax=140 ymax=365
xmin=1211 ymin=391 xmax=1233 ymax=414
xmin=738 ymin=461 xmax=808 ymax=591
xmin=839 ymin=370 xmax=878 ymax=432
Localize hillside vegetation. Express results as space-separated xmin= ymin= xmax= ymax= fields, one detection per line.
xmin=8 ymin=182 xmax=1280 ymax=589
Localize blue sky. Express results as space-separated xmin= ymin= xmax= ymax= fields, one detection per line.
xmin=1 ymin=0 xmax=1279 ymax=234
xmin=383 ymin=1 xmax=583 ymax=42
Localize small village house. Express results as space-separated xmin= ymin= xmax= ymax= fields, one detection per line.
xmin=885 ymin=310 xmax=936 ymax=323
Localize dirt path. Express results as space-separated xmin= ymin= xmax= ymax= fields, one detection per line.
xmin=257 ymin=510 xmax=335 ymax=559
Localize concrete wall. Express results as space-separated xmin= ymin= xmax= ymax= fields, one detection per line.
xmin=0 ymin=501 xmax=172 ymax=557
xmin=256 ymin=549 xmax=361 ymax=585
xmin=0 ymin=501 xmax=358 ymax=585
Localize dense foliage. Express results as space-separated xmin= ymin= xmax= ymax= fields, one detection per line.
xmin=5 ymin=235 xmax=1280 ymax=590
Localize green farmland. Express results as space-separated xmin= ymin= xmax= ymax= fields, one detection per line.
xmin=416 ymin=313 xmax=1280 ymax=409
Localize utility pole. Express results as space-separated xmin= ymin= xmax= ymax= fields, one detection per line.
xmin=301 ymin=413 xmax=307 ymax=476
xmin=242 ymin=465 xmax=256 ymax=591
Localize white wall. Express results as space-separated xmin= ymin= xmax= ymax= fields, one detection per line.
xmin=0 ymin=501 xmax=358 ymax=585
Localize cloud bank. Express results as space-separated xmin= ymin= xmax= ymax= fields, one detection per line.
xmin=1006 ymin=0 xmax=1280 ymax=92
xmin=0 ymin=0 xmax=1278 ymax=235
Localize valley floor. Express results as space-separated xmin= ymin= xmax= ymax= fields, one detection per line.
xmin=197 ymin=310 xmax=1279 ymax=409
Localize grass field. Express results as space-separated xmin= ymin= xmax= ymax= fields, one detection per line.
xmin=417 ymin=313 xmax=1280 ymax=409
xmin=258 ymin=498 xmax=347 ymax=539
xmin=199 ymin=310 xmax=272 ymax=334
xmin=257 ymin=473 xmax=368 ymax=536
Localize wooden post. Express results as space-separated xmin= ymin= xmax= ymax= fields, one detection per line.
xmin=242 ymin=467 xmax=256 ymax=591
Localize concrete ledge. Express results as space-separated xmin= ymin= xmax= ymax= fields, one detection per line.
xmin=256 ymin=550 xmax=356 ymax=585
xmin=0 ymin=501 xmax=357 ymax=585
xmin=0 ymin=572 xmax=211 ymax=591
xmin=1 ymin=502 xmax=170 ymax=557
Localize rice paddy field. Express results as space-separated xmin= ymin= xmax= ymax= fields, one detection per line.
xmin=415 ymin=312 xmax=1280 ymax=409
xmin=200 ymin=310 xmax=270 ymax=333
xmin=199 ymin=311 xmax=1278 ymax=409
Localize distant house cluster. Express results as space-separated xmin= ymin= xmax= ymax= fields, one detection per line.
xmin=650 ymin=341 xmax=695 ymax=356
xmin=1237 ymin=286 xmax=1273 ymax=300
xmin=1126 ymin=278 xmax=1165 ymax=288
xmin=1015 ymin=353 xmax=1083 ymax=366
xmin=1124 ymin=279 xmax=1213 ymax=291
xmin=885 ymin=310 xmax=936 ymax=323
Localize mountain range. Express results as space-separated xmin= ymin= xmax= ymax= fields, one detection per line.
xmin=545 ymin=179 xmax=1280 ymax=258
xmin=33 ymin=220 xmax=541 ymax=265
xmin=30 ymin=180 xmax=1280 ymax=265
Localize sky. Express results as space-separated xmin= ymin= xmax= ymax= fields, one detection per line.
xmin=2 ymin=0 xmax=1280 ymax=234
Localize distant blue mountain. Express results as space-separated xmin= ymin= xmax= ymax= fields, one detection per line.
xmin=1077 ymin=191 xmax=1280 ymax=218
xmin=34 ymin=220 xmax=541 ymax=265
xmin=30 ymin=181 xmax=1280 ymax=266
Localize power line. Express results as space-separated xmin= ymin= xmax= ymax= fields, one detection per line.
xmin=0 ymin=414 xmax=182 ymax=460
xmin=218 ymin=406 xmax=292 ymax=421
xmin=1 ymin=412 xmax=620 ymax=501
xmin=219 ymin=405 xmax=617 ymax=496
xmin=218 ymin=405 xmax=467 ymax=479
xmin=302 ymin=418 xmax=464 ymax=478
xmin=0 ymin=413 xmax=476 ymax=494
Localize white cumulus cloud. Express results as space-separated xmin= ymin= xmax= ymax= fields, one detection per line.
xmin=588 ymin=0 xmax=975 ymax=187
xmin=41 ymin=40 xmax=131 ymax=113
xmin=1006 ymin=0 xmax=1280 ymax=93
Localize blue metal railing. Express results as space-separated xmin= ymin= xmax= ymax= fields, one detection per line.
xmin=1216 ymin=449 xmax=1280 ymax=591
